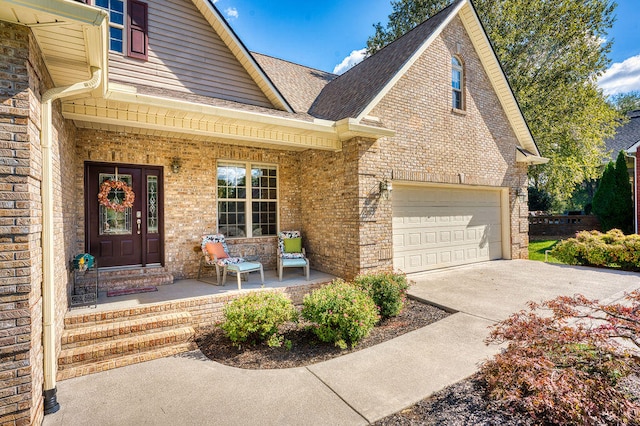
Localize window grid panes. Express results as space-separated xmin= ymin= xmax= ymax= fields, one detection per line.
xmin=217 ymin=163 xmax=277 ymax=238
xmin=95 ymin=0 xmax=125 ymax=53
xmin=98 ymin=173 xmax=132 ymax=235
xmin=452 ymin=57 xmax=463 ymax=110
xmin=147 ymin=176 xmax=158 ymax=233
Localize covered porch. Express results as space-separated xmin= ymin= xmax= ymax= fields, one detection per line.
xmin=57 ymin=269 xmax=334 ymax=382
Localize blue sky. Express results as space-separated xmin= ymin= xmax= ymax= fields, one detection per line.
xmin=214 ymin=0 xmax=640 ymax=95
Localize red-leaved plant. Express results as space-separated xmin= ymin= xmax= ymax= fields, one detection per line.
xmin=481 ymin=292 xmax=640 ymax=425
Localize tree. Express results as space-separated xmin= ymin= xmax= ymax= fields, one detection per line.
xmin=592 ymin=151 xmax=634 ymax=233
xmin=610 ymin=91 xmax=640 ymax=114
xmin=367 ymin=0 xmax=621 ymax=204
xmin=612 ymin=150 xmax=634 ymax=233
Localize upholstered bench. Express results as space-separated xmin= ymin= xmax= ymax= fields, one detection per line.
xmin=223 ymin=261 xmax=264 ymax=290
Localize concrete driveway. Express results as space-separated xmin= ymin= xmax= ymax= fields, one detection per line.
xmin=409 ymin=259 xmax=640 ymax=321
xmin=44 ymin=260 xmax=640 ymax=426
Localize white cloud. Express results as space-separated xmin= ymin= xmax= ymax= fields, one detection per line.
xmin=225 ymin=7 xmax=238 ymax=19
xmin=333 ymin=48 xmax=367 ymax=75
xmin=598 ymin=54 xmax=640 ymax=96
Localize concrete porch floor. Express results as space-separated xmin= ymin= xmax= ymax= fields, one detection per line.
xmin=69 ymin=268 xmax=335 ymax=314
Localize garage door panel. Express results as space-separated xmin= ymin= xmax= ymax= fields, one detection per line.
xmin=393 ymin=186 xmax=503 ymax=273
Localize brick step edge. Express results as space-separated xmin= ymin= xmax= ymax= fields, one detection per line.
xmin=61 ymin=312 xmax=193 ymax=349
xmin=63 ymin=294 xmax=235 ymax=328
xmin=58 ymin=326 xmax=195 ymax=367
xmin=56 ymin=342 xmax=198 ymax=381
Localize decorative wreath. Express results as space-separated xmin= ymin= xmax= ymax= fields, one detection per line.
xmin=97 ymin=179 xmax=135 ymax=212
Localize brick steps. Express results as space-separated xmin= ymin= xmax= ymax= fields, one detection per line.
xmin=56 ymin=342 xmax=197 ymax=381
xmin=61 ymin=312 xmax=193 ymax=348
xmin=57 ymin=310 xmax=196 ymax=381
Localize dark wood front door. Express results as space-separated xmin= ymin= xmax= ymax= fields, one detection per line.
xmin=86 ymin=162 xmax=164 ymax=268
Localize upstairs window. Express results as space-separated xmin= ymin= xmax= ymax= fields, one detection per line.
xmin=452 ymin=56 xmax=464 ymax=110
xmin=94 ymin=0 xmax=148 ymax=60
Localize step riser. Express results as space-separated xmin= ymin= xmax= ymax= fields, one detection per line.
xmin=58 ymin=327 xmax=195 ymax=367
xmin=57 ymin=342 xmax=197 ymax=381
xmin=62 ymin=314 xmax=192 ymax=348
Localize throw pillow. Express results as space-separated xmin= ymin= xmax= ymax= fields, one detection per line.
xmin=283 ymin=237 xmax=302 ymax=253
xmin=205 ymin=242 xmax=228 ymax=259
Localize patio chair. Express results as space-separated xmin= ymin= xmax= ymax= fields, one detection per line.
xmin=277 ymin=230 xmax=309 ymax=281
xmin=197 ymin=234 xmax=244 ymax=285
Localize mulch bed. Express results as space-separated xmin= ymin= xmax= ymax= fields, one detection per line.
xmin=196 ymin=297 xmax=450 ymax=369
xmin=195 ymin=297 xmax=640 ymax=424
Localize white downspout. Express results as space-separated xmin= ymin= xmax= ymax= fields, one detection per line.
xmin=41 ymin=66 xmax=102 ymax=414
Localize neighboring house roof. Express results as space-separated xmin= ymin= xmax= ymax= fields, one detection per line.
xmin=252 ymin=53 xmax=337 ymax=114
xmin=309 ymin=0 xmax=459 ymax=121
xmin=605 ymin=110 xmax=640 ymax=157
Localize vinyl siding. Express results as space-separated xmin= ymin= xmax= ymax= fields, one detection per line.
xmin=108 ymin=0 xmax=274 ymax=108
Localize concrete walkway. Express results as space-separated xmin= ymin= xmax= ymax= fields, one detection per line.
xmin=44 ymin=260 xmax=640 ymax=426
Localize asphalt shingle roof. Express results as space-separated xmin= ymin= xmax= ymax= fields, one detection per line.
xmin=252 ymin=53 xmax=337 ymax=114
xmin=605 ymin=110 xmax=640 ymax=159
xmin=308 ymin=0 xmax=462 ymax=121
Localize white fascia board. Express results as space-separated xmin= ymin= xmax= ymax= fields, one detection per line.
xmin=355 ymin=0 xmax=467 ymax=122
xmin=4 ymin=0 xmax=108 ymax=25
xmin=335 ymin=118 xmax=395 ymax=141
xmin=458 ymin=3 xmax=541 ymax=158
xmin=626 ymin=140 xmax=640 ymax=154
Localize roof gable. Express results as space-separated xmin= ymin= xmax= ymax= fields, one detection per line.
xmin=309 ymin=0 xmax=543 ymax=160
xmin=309 ymin=0 xmax=460 ymax=121
xmin=190 ymin=0 xmax=292 ymax=112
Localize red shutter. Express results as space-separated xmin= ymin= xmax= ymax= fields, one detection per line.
xmin=128 ymin=0 xmax=148 ymax=60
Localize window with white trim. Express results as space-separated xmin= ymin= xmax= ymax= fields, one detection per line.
xmin=96 ymin=0 xmax=125 ymax=53
xmin=94 ymin=0 xmax=148 ymax=60
xmin=217 ymin=162 xmax=278 ymax=238
xmin=452 ymin=56 xmax=464 ymax=110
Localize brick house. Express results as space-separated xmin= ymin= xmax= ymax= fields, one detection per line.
xmin=605 ymin=109 xmax=640 ymax=233
xmin=0 ymin=0 xmax=546 ymax=423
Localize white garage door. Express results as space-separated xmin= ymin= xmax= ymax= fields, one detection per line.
xmin=392 ymin=185 xmax=503 ymax=273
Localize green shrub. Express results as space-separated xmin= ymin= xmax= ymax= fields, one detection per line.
xmin=353 ymin=272 xmax=409 ymax=319
xmin=301 ymin=280 xmax=379 ymax=349
xmin=220 ymin=292 xmax=298 ymax=348
xmin=551 ymin=229 xmax=640 ymax=271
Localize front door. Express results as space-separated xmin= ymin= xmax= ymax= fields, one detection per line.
xmin=86 ymin=162 xmax=164 ymax=268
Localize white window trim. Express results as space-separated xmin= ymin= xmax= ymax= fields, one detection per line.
xmin=452 ymin=56 xmax=464 ymax=111
xmin=216 ymin=161 xmax=279 ymax=239
xmin=93 ymin=0 xmax=127 ymax=54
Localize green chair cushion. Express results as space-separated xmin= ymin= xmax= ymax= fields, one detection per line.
xmin=283 ymin=237 xmax=302 ymax=253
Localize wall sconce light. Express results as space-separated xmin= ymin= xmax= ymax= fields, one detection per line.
xmin=515 ymin=187 xmax=527 ymax=202
xmin=171 ymin=157 xmax=182 ymax=174
xmin=379 ymin=179 xmax=392 ymax=199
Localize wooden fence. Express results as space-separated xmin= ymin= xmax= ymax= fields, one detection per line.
xmin=528 ymin=214 xmax=600 ymax=238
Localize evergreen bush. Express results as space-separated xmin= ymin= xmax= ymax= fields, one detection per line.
xmin=353 ymin=272 xmax=409 ymax=319
xmin=301 ymin=280 xmax=379 ymax=349
xmin=220 ymin=292 xmax=298 ymax=348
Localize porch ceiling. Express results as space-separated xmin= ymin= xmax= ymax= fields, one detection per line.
xmin=0 ymin=0 xmax=107 ymax=93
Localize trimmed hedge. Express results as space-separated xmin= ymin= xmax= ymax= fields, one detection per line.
xmin=551 ymin=229 xmax=640 ymax=271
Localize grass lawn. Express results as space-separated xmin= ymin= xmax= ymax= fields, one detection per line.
xmin=528 ymin=239 xmax=562 ymax=263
